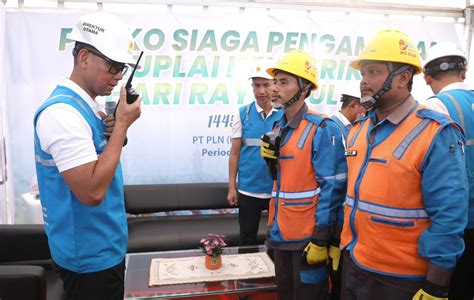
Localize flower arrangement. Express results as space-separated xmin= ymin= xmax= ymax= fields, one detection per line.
xmin=200 ymin=233 xmax=227 ymax=257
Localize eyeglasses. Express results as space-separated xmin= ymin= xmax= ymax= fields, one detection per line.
xmin=86 ymin=48 xmax=128 ymax=75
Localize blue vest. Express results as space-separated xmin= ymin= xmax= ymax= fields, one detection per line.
xmin=430 ymin=89 xmax=474 ymax=228
xmin=331 ymin=114 xmax=350 ymax=141
xmin=33 ymin=85 xmax=127 ymax=273
xmin=238 ymin=102 xmax=283 ymax=194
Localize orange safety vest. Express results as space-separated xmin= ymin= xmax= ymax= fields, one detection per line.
xmin=340 ymin=106 xmax=444 ymax=277
xmin=268 ymin=111 xmax=325 ymax=242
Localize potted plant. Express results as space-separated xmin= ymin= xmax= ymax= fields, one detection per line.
xmin=200 ymin=233 xmax=227 ymax=270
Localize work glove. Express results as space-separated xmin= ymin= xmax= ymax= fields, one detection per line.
xmin=261 ymin=134 xmax=280 ymax=160
xmin=412 ymin=281 xmax=449 ymax=300
xmin=261 ymin=134 xmax=281 ymax=180
xmin=328 ymin=245 xmax=341 ymax=271
xmin=303 ymin=241 xmax=328 ymax=265
xmin=412 ymin=289 xmax=447 ymax=300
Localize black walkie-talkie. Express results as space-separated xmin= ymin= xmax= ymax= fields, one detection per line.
xmin=113 ymin=51 xmax=144 ymax=147
xmin=125 ymin=51 xmax=144 ymax=104
xmin=113 ymin=51 xmax=144 ymax=118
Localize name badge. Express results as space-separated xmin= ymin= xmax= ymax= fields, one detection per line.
xmin=345 ymin=150 xmax=357 ymax=157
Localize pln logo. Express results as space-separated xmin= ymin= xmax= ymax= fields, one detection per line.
xmin=127 ymin=40 xmax=134 ymax=53
xmin=304 ymin=60 xmax=314 ymax=74
xmin=399 ymin=39 xmax=410 ymax=51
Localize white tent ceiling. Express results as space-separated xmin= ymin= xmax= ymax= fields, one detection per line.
xmin=2 ymin=0 xmax=473 ymax=11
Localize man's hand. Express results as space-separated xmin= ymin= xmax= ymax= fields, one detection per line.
xmin=114 ymin=86 xmax=141 ymax=129
xmin=328 ymin=245 xmax=341 ymax=271
xmin=99 ymin=111 xmax=115 ymax=137
xmin=303 ymin=241 xmax=328 ymax=265
xmin=413 ymin=281 xmax=449 ymax=300
xmin=261 ymin=134 xmax=280 ymax=160
xmin=412 ymin=289 xmax=447 ymax=300
xmin=227 ymin=188 xmax=238 ymax=206
xmin=261 ymin=134 xmax=280 ymax=180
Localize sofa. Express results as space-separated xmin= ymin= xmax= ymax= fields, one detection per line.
xmin=0 ymin=183 xmax=268 ymax=299
xmin=126 ymin=183 xmax=268 ymax=252
xmin=0 ymin=224 xmax=64 ymax=300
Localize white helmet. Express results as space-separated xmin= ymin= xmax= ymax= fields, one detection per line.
xmin=423 ymin=42 xmax=467 ymax=74
xmin=339 ymin=84 xmax=361 ymax=102
xmin=69 ymin=12 xmax=136 ymax=65
xmin=248 ymin=61 xmax=273 ymax=80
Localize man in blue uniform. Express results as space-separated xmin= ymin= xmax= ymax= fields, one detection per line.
xmin=261 ymin=50 xmax=347 ymax=300
xmin=340 ymin=30 xmax=467 ymax=300
xmin=423 ymin=41 xmax=474 ymax=300
xmin=34 ymin=12 xmax=141 ymax=299
xmin=331 ymin=86 xmax=366 ymax=141
xmin=227 ymin=64 xmax=283 ymax=245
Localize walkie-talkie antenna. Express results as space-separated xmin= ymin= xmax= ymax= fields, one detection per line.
xmin=124 ymin=51 xmax=145 ymax=105
xmin=126 ymin=51 xmax=144 ymax=90
xmin=113 ymin=50 xmax=145 ymax=146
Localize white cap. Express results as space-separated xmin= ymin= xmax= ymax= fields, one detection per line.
xmin=249 ymin=64 xmax=273 ymax=80
xmin=69 ymin=12 xmax=136 ymax=65
xmin=423 ymin=42 xmax=467 ymax=71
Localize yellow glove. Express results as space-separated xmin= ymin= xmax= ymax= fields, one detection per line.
xmin=303 ymin=242 xmax=328 ymax=265
xmin=260 ymin=134 xmax=280 ymax=160
xmin=328 ymin=245 xmax=341 ymax=271
xmin=261 ymin=142 xmax=277 ymax=159
xmin=412 ymin=289 xmax=447 ymax=300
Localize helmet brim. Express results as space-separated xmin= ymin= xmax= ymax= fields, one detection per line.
xmin=266 ymin=67 xmax=318 ymax=91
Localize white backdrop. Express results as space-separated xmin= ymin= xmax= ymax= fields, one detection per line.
xmin=0 ymin=3 xmax=6 ymax=223
xmin=3 ymin=9 xmax=461 ymax=205
xmin=1 ymin=3 xmax=16 ymax=224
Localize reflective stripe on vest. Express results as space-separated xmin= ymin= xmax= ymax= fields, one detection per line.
xmin=35 ymin=155 xmax=56 ymax=167
xmin=392 ymin=119 xmax=431 ymax=159
xmin=345 ymin=196 xmax=428 ymax=219
xmin=348 ymin=119 xmax=367 ymax=148
xmin=272 ymin=187 xmax=321 ymax=199
xmin=440 ymin=92 xmax=474 ymax=145
xmin=45 ymin=94 xmax=94 ymax=120
xmin=297 ymin=122 xmax=314 ymax=149
xmin=321 ymin=172 xmax=347 ymax=181
xmin=242 ymin=138 xmax=262 ymax=146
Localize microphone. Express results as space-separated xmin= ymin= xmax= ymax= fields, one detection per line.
xmin=104 ymin=100 xmax=128 ymax=146
xmin=104 ymin=101 xmax=117 ymax=116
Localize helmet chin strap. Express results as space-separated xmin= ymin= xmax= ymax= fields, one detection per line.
xmin=360 ymin=63 xmax=412 ymax=109
xmin=282 ymin=77 xmax=311 ymax=107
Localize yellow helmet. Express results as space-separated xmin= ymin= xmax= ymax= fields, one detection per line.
xmin=267 ymin=50 xmax=318 ymax=90
xmin=350 ymin=29 xmax=422 ymax=75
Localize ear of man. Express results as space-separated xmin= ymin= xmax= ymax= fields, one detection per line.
xmin=395 ymin=69 xmax=413 ymax=89
xmin=348 ymin=99 xmax=358 ymax=110
xmin=76 ymin=48 xmax=90 ymax=70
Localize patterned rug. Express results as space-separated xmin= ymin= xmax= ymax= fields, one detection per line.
xmin=149 ymin=252 xmax=275 ymax=286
